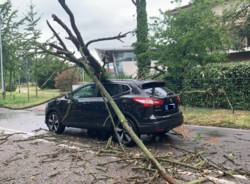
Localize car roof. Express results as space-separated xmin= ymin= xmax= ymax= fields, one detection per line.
xmin=101 ymin=79 xmax=165 ymax=88
xmin=73 ymin=79 xmax=165 ymax=92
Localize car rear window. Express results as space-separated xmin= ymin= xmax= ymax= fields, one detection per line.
xmin=143 ymin=87 xmax=171 ymax=98
xmin=98 ymin=84 xmax=130 ymax=97
xmin=122 ymin=85 xmax=130 ymax=93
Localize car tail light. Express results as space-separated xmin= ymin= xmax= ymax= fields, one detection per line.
xmin=176 ymin=96 xmax=181 ymax=105
xmin=132 ymin=97 xmax=164 ymax=107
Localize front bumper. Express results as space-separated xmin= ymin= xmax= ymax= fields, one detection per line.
xmin=138 ymin=112 xmax=184 ymax=134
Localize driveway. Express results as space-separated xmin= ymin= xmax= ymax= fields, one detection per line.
xmin=0 ymin=105 xmax=249 ymax=183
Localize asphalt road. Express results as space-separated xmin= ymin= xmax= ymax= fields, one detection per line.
xmin=0 ymin=105 xmax=250 ymax=175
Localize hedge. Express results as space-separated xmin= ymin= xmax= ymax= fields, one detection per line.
xmin=180 ymin=62 xmax=250 ymax=110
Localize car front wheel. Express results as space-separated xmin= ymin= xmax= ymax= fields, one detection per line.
xmin=46 ymin=111 xmax=65 ymax=134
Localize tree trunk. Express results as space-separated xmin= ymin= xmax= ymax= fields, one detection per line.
xmin=135 ymin=0 xmax=150 ymax=79
xmin=27 ymin=79 xmax=30 ymax=102
xmin=9 ymin=69 xmax=13 ymax=96
xmin=35 ymin=52 xmax=38 ymax=97
xmin=26 ymin=62 xmax=30 ymax=102
xmin=78 ymin=49 xmax=176 ymax=184
xmin=44 ymin=1 xmax=176 ymax=182
xmin=35 ymin=79 xmax=38 ymax=97
xmin=18 ymin=76 xmax=21 ymax=94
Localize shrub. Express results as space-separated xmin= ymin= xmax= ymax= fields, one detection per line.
xmin=54 ymin=68 xmax=81 ymax=92
xmin=181 ymin=62 xmax=250 ymax=110
xmin=5 ymin=83 xmax=17 ymax=92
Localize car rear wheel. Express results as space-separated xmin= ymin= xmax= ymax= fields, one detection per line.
xmin=46 ymin=111 xmax=65 ymax=134
xmin=114 ymin=118 xmax=138 ymax=147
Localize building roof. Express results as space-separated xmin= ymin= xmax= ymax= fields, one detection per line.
xmin=95 ymin=47 xmax=134 ymax=52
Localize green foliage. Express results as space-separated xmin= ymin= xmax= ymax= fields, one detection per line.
xmin=134 ymin=0 xmax=150 ymax=78
xmin=181 ymin=62 xmax=250 ymax=110
xmin=223 ymin=0 xmax=250 ymax=49
xmin=0 ymin=0 xmax=26 ymax=88
xmin=0 ymin=1 xmax=66 ymax=94
xmin=5 ymin=83 xmax=17 ymax=92
xmin=36 ymin=54 xmax=68 ymax=89
xmin=150 ymin=0 xmax=231 ymax=85
xmin=24 ymin=2 xmax=42 ymax=89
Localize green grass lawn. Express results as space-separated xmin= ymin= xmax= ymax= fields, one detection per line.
xmin=0 ymin=86 xmax=61 ymax=108
xmin=182 ymin=106 xmax=250 ymax=129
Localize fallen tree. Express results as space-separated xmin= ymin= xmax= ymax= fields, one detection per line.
xmin=41 ymin=0 xmax=176 ymax=183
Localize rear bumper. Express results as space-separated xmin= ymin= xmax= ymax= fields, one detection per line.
xmin=138 ymin=112 xmax=184 ymax=134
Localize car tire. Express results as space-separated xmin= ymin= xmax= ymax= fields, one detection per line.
xmin=152 ymin=132 xmax=168 ymax=142
xmin=46 ymin=111 xmax=65 ymax=134
xmin=113 ymin=118 xmax=138 ymax=147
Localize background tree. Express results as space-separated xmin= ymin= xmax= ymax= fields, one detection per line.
xmin=223 ymin=0 xmax=250 ymax=49
xmin=24 ymin=2 xmax=41 ymax=97
xmin=150 ymin=0 xmax=231 ymax=91
xmin=0 ymin=0 xmax=25 ymax=94
xmin=132 ymin=0 xmax=150 ymax=78
xmin=36 ymin=53 xmax=68 ymax=89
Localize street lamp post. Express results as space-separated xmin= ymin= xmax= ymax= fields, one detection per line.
xmin=0 ymin=15 xmax=5 ymax=99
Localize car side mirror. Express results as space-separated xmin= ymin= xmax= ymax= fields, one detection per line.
xmin=65 ymin=93 xmax=73 ymax=99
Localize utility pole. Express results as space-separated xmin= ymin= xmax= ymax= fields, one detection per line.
xmin=0 ymin=15 xmax=5 ymax=99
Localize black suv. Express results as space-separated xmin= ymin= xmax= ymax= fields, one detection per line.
xmin=45 ymin=80 xmax=183 ymax=145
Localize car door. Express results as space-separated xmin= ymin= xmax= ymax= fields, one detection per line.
xmin=93 ymin=83 xmax=125 ymax=128
xmin=68 ymin=83 xmax=127 ymax=129
xmin=68 ymin=84 xmax=98 ymax=128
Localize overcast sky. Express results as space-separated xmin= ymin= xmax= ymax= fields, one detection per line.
xmin=8 ymin=0 xmax=190 ymax=49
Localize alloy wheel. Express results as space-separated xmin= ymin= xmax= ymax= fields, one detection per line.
xmin=47 ymin=112 xmax=60 ymax=132
xmin=115 ymin=120 xmax=134 ymax=146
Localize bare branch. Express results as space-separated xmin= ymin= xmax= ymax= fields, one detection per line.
xmin=48 ymin=43 xmax=64 ymax=51
xmin=39 ymin=43 xmax=77 ymax=66
xmin=131 ymin=0 xmax=137 ymax=6
xmin=52 ymin=13 xmax=101 ymax=73
xmin=58 ymin=0 xmax=85 ymax=48
xmin=47 ymin=20 xmax=67 ymax=50
xmin=39 ymin=46 xmax=69 ymax=61
xmin=51 ymin=14 xmax=80 ymax=49
xmin=57 ymin=0 xmax=102 ymax=73
xmin=150 ymin=65 xmax=166 ymax=73
xmin=86 ymin=31 xmax=133 ymax=48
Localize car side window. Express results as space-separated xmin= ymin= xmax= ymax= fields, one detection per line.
xmin=73 ymin=84 xmax=97 ymax=98
xmin=105 ymin=84 xmax=122 ymax=96
xmin=97 ymin=84 xmax=124 ymax=97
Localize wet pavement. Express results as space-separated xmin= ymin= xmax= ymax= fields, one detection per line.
xmin=0 ymin=105 xmax=250 ymax=183
xmin=0 ymin=105 xmax=46 ymax=133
